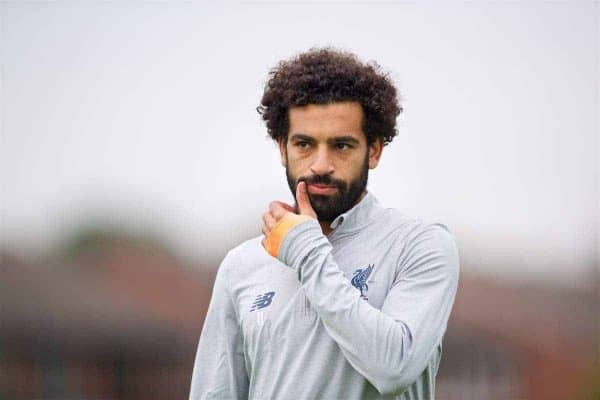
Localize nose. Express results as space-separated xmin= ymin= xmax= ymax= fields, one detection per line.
xmin=310 ymin=147 xmax=334 ymax=176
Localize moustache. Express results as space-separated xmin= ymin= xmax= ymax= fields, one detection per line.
xmin=298 ymin=175 xmax=346 ymax=189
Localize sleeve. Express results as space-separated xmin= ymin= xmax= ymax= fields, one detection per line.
xmin=277 ymin=221 xmax=459 ymax=396
xmin=189 ymin=251 xmax=249 ymax=400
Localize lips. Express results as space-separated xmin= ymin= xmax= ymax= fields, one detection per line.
xmin=307 ymin=183 xmax=338 ymax=195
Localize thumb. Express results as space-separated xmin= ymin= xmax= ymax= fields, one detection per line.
xmin=296 ymin=182 xmax=317 ymax=219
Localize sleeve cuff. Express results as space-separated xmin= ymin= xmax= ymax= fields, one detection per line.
xmin=264 ymin=213 xmax=314 ymax=257
xmin=277 ymin=218 xmax=327 ymax=269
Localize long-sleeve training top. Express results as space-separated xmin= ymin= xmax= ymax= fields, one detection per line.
xmin=189 ymin=191 xmax=460 ymax=400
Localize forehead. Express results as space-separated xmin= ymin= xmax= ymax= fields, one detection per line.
xmin=288 ymin=101 xmax=365 ymax=141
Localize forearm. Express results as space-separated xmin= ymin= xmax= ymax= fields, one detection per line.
xmin=277 ymin=220 xmax=458 ymax=395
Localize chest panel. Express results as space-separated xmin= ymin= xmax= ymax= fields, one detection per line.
xmin=232 ymin=233 xmax=401 ymax=362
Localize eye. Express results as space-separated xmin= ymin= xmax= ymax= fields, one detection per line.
xmin=335 ymin=142 xmax=351 ymax=150
xmin=296 ymin=141 xmax=311 ymax=149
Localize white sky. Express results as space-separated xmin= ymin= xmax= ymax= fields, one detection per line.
xmin=1 ymin=1 xmax=598 ymax=288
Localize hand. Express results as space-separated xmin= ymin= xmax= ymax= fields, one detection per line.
xmin=261 ymin=182 xmax=317 ymax=248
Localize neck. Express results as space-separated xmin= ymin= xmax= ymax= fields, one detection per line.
xmin=318 ymin=190 xmax=367 ymax=236
xmin=320 ymin=221 xmax=333 ymax=236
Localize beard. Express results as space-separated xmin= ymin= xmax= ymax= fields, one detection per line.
xmin=285 ymin=151 xmax=369 ymax=222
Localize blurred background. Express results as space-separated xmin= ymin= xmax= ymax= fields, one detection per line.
xmin=1 ymin=1 xmax=598 ymax=399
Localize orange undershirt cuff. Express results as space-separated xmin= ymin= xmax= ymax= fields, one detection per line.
xmin=265 ymin=213 xmax=313 ymax=258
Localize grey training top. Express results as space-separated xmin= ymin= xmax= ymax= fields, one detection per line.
xmin=189 ymin=192 xmax=460 ymax=400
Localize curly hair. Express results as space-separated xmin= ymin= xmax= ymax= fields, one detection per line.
xmin=257 ymin=47 xmax=402 ymax=146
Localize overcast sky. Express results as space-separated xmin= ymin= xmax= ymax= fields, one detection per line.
xmin=1 ymin=1 xmax=598 ymax=289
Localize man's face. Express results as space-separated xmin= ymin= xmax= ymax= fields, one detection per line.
xmin=279 ymin=101 xmax=383 ymax=222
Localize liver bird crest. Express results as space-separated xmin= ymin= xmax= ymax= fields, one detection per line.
xmin=351 ymin=264 xmax=374 ymax=299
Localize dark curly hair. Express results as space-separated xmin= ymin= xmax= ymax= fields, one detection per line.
xmin=257 ymin=47 xmax=402 ymax=146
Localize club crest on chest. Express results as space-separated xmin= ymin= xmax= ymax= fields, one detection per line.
xmin=351 ymin=264 xmax=374 ymax=300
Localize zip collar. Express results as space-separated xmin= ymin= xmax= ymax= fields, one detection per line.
xmin=328 ymin=191 xmax=383 ymax=234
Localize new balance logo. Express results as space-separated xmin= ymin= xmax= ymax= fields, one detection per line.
xmin=250 ymin=291 xmax=275 ymax=312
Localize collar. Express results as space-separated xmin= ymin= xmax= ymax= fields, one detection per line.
xmin=329 ymin=191 xmax=383 ymax=233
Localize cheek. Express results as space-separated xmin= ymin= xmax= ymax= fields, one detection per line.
xmin=287 ymin=154 xmax=312 ymax=177
xmin=343 ymin=154 xmax=366 ymax=174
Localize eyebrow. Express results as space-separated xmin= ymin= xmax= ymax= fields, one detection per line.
xmin=289 ymin=133 xmax=360 ymax=146
xmin=330 ymin=136 xmax=360 ymax=146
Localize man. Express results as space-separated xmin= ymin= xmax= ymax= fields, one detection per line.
xmin=189 ymin=47 xmax=459 ymax=400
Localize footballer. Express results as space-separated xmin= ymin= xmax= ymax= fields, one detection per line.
xmin=189 ymin=47 xmax=459 ymax=400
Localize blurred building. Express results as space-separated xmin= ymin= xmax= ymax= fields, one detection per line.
xmin=438 ymin=276 xmax=598 ymax=400
xmin=1 ymin=231 xmax=212 ymax=400
xmin=0 ymin=231 xmax=598 ymax=399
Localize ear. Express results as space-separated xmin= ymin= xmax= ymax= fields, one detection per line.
xmin=277 ymin=137 xmax=287 ymax=168
xmin=368 ymin=138 xmax=384 ymax=169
